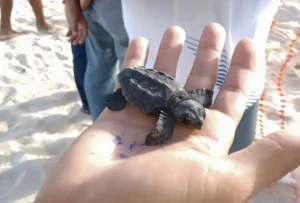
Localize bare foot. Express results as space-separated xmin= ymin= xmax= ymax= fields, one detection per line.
xmin=36 ymin=23 xmax=55 ymax=34
xmin=0 ymin=29 xmax=21 ymax=41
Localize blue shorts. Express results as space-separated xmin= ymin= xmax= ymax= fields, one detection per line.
xmin=229 ymin=101 xmax=259 ymax=153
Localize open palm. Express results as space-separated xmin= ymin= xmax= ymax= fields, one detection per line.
xmin=35 ymin=24 xmax=300 ymax=203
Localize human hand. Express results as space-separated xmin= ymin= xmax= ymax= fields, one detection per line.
xmin=80 ymin=0 xmax=91 ymax=10
xmin=34 ymin=24 xmax=300 ymax=203
xmin=64 ymin=1 xmax=87 ymax=45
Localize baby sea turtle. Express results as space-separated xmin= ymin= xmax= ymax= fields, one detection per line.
xmin=106 ymin=66 xmax=213 ymax=146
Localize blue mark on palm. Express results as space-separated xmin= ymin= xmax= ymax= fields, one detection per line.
xmin=129 ymin=142 xmax=136 ymax=151
xmin=114 ymin=136 xmax=123 ymax=145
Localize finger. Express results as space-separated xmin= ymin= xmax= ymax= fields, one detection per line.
xmin=78 ymin=25 xmax=88 ymax=44
xmin=185 ymin=23 xmax=226 ymax=91
xmin=66 ymin=29 xmax=72 ymax=37
xmin=153 ymin=26 xmax=185 ymax=77
xmin=72 ymin=31 xmax=82 ymax=45
xmin=229 ymin=130 xmax=300 ymax=199
xmin=69 ymin=27 xmax=79 ymax=45
xmin=68 ymin=35 xmax=77 ymax=44
xmin=114 ymin=37 xmax=149 ymax=90
xmin=68 ymin=28 xmax=78 ymax=44
xmin=213 ymin=38 xmax=256 ymax=123
xmin=121 ymin=37 xmax=149 ymax=69
xmin=73 ymin=28 xmax=83 ymax=45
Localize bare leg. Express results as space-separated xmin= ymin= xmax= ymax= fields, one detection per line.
xmin=0 ymin=0 xmax=21 ymax=41
xmin=28 ymin=0 xmax=53 ymax=32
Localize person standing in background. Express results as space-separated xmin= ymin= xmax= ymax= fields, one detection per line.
xmin=71 ymin=42 xmax=90 ymax=114
xmin=64 ymin=0 xmax=129 ymax=121
xmin=0 ymin=0 xmax=53 ymax=41
xmin=120 ymin=0 xmax=280 ymax=153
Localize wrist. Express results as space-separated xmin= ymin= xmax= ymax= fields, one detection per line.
xmin=64 ymin=0 xmax=82 ymax=12
xmin=64 ymin=0 xmax=79 ymax=5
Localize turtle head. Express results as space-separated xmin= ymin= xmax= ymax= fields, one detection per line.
xmin=173 ymin=99 xmax=206 ymax=129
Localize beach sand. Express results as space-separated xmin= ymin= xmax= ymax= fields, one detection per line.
xmin=0 ymin=0 xmax=92 ymax=202
xmin=0 ymin=0 xmax=299 ymax=202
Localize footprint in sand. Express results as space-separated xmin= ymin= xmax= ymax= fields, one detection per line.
xmin=294 ymin=97 xmax=300 ymax=112
xmin=10 ymin=65 xmax=26 ymax=74
xmin=42 ymin=114 xmax=70 ymax=134
xmin=4 ymin=52 xmax=13 ymax=60
xmin=264 ymin=105 xmax=293 ymax=122
xmin=5 ymin=40 xmax=17 ymax=49
xmin=55 ymin=52 xmax=69 ymax=61
xmin=0 ymin=86 xmax=17 ymax=105
xmin=15 ymin=54 xmax=30 ymax=69
xmin=265 ymin=110 xmax=281 ymax=121
xmin=15 ymin=17 xmax=27 ymax=24
xmin=0 ymin=75 xmax=10 ymax=83
xmin=33 ymin=41 xmax=52 ymax=52
xmin=45 ymin=138 xmax=73 ymax=156
xmin=34 ymin=53 xmax=43 ymax=61
xmin=0 ymin=109 xmax=20 ymax=131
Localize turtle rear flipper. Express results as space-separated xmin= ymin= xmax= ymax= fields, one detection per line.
xmin=106 ymin=88 xmax=127 ymax=111
xmin=145 ymin=110 xmax=175 ymax=146
xmin=188 ymin=88 xmax=214 ymax=108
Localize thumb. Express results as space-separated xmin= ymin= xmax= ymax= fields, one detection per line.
xmin=229 ymin=130 xmax=300 ymax=199
xmin=66 ymin=29 xmax=72 ymax=37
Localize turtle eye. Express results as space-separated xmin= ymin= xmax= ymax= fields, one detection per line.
xmin=180 ymin=114 xmax=192 ymax=125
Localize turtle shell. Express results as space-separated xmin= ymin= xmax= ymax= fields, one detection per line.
xmin=117 ymin=66 xmax=184 ymax=113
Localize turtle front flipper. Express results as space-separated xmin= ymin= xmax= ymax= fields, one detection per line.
xmin=145 ymin=110 xmax=175 ymax=146
xmin=188 ymin=88 xmax=214 ymax=108
xmin=106 ymin=88 xmax=127 ymax=111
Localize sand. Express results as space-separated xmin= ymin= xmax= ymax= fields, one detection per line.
xmin=0 ymin=0 xmax=299 ymax=202
xmin=0 ymin=0 xmax=92 ymax=202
